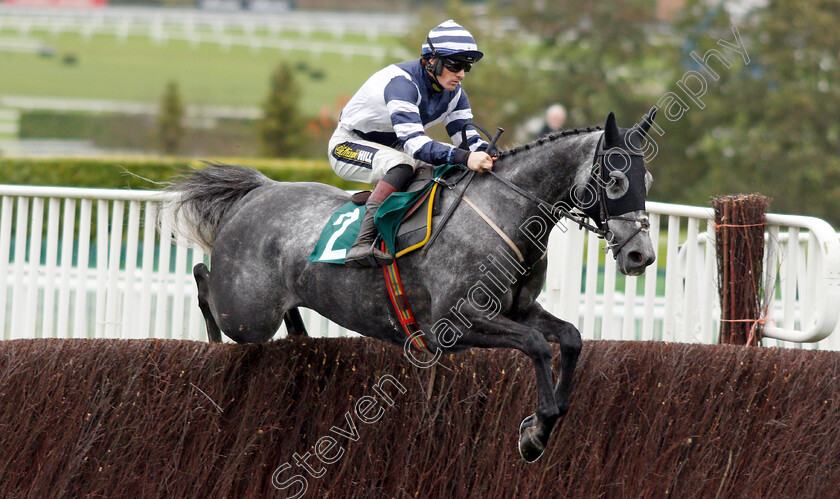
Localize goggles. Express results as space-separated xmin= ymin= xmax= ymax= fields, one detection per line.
xmin=442 ymin=58 xmax=472 ymax=73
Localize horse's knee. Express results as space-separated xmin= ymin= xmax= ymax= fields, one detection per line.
xmin=560 ymin=325 xmax=582 ymax=357
xmin=524 ymin=333 xmax=554 ymax=363
xmin=194 ymin=263 xmax=210 ymax=297
xmin=194 ymin=263 xmax=224 ymax=343
xmin=194 ymin=263 xmax=209 ymax=279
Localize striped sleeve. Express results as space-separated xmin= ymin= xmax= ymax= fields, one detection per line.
xmin=445 ymin=90 xmax=489 ymax=152
xmin=383 ymin=76 xmax=466 ymax=165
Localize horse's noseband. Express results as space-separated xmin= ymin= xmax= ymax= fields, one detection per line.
xmin=604 ymin=214 xmax=650 ymax=256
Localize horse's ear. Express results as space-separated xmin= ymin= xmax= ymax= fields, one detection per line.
xmin=604 ymin=111 xmax=620 ymax=148
xmin=639 ymin=106 xmax=658 ymax=135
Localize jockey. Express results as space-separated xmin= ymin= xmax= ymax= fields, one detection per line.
xmin=328 ymin=19 xmax=495 ymax=269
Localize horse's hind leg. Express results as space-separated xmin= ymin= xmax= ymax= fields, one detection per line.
xmin=194 ymin=263 xmax=222 ymax=343
xmin=283 ymin=308 xmax=308 ymax=337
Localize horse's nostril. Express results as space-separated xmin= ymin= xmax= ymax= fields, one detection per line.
xmin=629 ymin=251 xmax=644 ymax=264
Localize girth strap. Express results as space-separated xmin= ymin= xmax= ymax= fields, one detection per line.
xmin=420 ymin=169 xmax=476 ymax=257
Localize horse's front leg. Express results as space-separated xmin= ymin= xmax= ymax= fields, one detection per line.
xmin=458 ymin=315 xmax=559 ymax=462
xmin=515 ymin=301 xmax=582 ymax=417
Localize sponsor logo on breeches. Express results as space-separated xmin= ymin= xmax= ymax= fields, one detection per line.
xmin=332 ymin=142 xmax=377 ymax=168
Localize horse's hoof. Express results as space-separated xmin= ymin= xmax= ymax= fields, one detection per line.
xmin=519 ymin=424 xmax=546 ymax=463
xmin=519 ymin=413 xmax=537 ymax=433
xmin=519 ymin=414 xmax=545 ymax=462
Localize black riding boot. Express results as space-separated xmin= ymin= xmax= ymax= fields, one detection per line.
xmin=344 ymin=199 xmax=394 ymax=269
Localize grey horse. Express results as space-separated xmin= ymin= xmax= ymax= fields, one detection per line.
xmin=161 ymin=109 xmax=658 ymax=462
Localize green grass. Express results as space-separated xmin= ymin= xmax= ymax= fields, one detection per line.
xmin=0 ymin=30 xmax=397 ymax=114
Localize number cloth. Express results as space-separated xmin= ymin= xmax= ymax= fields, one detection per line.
xmin=308 ymin=164 xmax=459 ymax=264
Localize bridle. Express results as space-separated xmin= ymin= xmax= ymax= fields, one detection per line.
xmin=588 ymin=134 xmax=651 ymax=255
xmin=473 ymin=127 xmax=650 ymax=258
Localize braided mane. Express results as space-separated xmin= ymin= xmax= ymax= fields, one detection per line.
xmin=495 ymin=126 xmax=603 ymax=160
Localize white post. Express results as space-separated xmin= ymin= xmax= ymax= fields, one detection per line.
xmin=804 ymin=232 xmax=818 ymax=333
xmin=762 ymin=225 xmax=780 ymax=346
xmin=683 ymin=217 xmax=699 ymax=342
xmin=641 ymin=213 xmax=660 ymax=340
xmin=795 ymin=234 xmax=813 ymax=349
xmin=602 ymin=252 xmax=617 ymax=340
xmin=138 ymin=202 xmax=157 ymax=339
xmin=662 ymin=215 xmax=682 ymax=341
xmin=24 ymin=197 xmax=44 ymax=338
xmin=582 ymin=231 xmax=600 ymax=339
xmin=783 ymin=227 xmax=799 ymax=332
xmin=95 ymin=200 xmax=110 ymax=338
xmin=561 ymin=228 xmax=585 ymax=325
xmin=57 ymin=198 xmax=76 ymax=338
xmin=105 ymin=201 xmax=125 ymax=337
xmin=0 ymin=196 xmax=14 ymax=339
xmin=545 ymin=228 xmax=564 ymax=317
xmin=700 ymin=220 xmax=717 ymax=343
xmin=172 ymin=241 xmax=187 ymax=339
xmin=121 ymin=200 xmax=141 ymax=338
xmin=155 ymin=219 xmax=172 ymax=339
xmin=42 ymin=198 xmax=61 ymax=339
xmin=622 ymin=274 xmax=638 ymax=340
xmin=73 ymin=200 xmax=92 ymax=338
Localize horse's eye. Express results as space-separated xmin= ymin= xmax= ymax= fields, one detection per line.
xmin=607 ymin=171 xmax=629 ymax=200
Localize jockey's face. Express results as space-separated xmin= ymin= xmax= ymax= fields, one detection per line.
xmin=430 ymin=59 xmax=466 ymax=91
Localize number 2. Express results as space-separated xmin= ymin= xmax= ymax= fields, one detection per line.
xmin=320 ymin=208 xmax=361 ymax=261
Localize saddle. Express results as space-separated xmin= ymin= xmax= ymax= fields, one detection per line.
xmin=307 ymin=163 xmax=462 ymax=264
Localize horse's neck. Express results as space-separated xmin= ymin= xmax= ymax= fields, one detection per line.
xmin=491 ymin=131 xmax=601 ymax=209
xmin=459 ymin=132 xmax=601 ymax=263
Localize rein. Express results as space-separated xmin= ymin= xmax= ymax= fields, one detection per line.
xmin=424 ymin=124 xmax=650 ymax=264
xmin=484 ymin=169 xmax=606 ymax=235
xmin=460 ymin=121 xmax=606 ymax=236
xmin=486 ymin=133 xmax=649 ymax=258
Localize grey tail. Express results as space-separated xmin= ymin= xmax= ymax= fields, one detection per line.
xmin=159 ymin=163 xmax=272 ymax=253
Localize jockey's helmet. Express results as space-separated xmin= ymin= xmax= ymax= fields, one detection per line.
xmin=421 ymin=20 xmax=483 ymax=65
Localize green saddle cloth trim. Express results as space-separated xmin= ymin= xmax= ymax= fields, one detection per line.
xmin=374 ymin=163 xmax=460 ymax=254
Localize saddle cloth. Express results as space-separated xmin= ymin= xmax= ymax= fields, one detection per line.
xmin=308 ymin=164 xmax=459 ymax=264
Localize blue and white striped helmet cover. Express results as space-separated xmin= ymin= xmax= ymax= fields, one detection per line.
xmin=421 ymin=19 xmax=483 ymax=63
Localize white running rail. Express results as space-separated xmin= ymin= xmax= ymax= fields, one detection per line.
xmin=1 ymin=186 xmax=839 ymax=350
xmin=541 ymin=201 xmax=840 ymax=350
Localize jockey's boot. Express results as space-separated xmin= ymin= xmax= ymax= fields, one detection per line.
xmin=344 ymin=199 xmax=393 ymax=269
xmin=344 ymin=164 xmax=414 ymax=269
